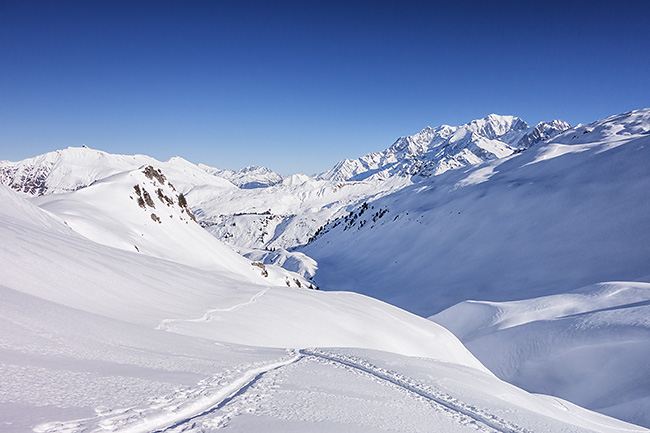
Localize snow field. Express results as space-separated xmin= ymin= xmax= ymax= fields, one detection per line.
xmin=432 ymin=281 xmax=650 ymax=428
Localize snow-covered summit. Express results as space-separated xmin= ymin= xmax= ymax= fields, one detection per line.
xmin=0 ymin=146 xmax=237 ymax=196
xmin=318 ymin=114 xmax=570 ymax=182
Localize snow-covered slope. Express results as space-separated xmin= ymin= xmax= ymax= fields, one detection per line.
xmin=192 ymin=174 xmax=410 ymax=251
xmin=318 ymin=114 xmax=570 ymax=182
xmin=0 ymin=184 xmax=483 ymax=364
xmin=432 ymin=281 xmax=650 ymax=428
xmin=1 ymin=186 xmax=646 ymax=432
xmin=302 ymin=109 xmax=650 ymax=316
xmin=30 ymin=165 xmax=274 ymax=278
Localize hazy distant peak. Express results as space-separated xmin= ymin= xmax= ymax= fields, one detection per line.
xmin=199 ymin=163 xmax=284 ymax=189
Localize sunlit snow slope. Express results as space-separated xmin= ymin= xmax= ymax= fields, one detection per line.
xmin=2 ymin=184 xmax=477 ymax=362
xmin=1 ymin=185 xmax=646 ymax=432
xmin=432 ymin=281 xmax=650 ymax=428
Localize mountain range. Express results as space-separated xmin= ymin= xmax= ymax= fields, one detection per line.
xmin=319 ymin=115 xmax=570 ymax=181
xmin=1 ymin=109 xmax=649 ymax=431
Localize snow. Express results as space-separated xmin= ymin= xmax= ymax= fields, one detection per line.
xmin=0 ymin=147 xmax=238 ymax=196
xmin=190 ymin=175 xmax=410 ymax=250
xmin=432 ymin=281 xmax=650 ymax=428
xmin=528 ymin=109 xmax=650 ymax=164
xmin=245 ymin=248 xmax=318 ymax=279
xmin=317 ymin=114 xmax=569 ymax=182
xmin=302 ymin=108 xmax=650 ymax=317
xmin=198 ymin=164 xmax=284 ymax=189
xmin=30 ymin=167 xmax=258 ymax=275
xmin=454 ymin=161 xmax=500 ymax=187
xmin=0 ymin=182 xmax=484 ymax=356
xmin=1 ymin=181 xmax=645 ymax=432
xmin=1 ymin=109 xmax=649 ymax=431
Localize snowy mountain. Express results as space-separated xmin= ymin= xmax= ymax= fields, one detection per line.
xmin=318 ymin=114 xmax=570 ymax=182
xmin=28 ymin=165 xmax=278 ymax=279
xmin=3 ymin=183 xmax=641 ymax=432
xmin=0 ymin=146 xmax=391 ymax=252
xmin=0 ymin=114 xmax=569 ymax=255
xmin=198 ymin=164 xmax=284 ymax=189
xmin=302 ymin=108 xmax=650 ymax=315
xmin=0 ymin=146 xmax=238 ymax=196
xmin=186 ymin=114 xmax=569 ymax=252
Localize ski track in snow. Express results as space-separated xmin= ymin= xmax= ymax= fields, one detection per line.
xmin=156 ymin=287 xmax=270 ymax=331
xmin=34 ymin=348 xmax=528 ymax=433
xmin=300 ymin=349 xmax=528 ymax=433
xmin=33 ymin=349 xmax=301 ymax=433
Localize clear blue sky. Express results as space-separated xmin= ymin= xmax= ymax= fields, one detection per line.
xmin=1 ymin=0 xmax=649 ymax=175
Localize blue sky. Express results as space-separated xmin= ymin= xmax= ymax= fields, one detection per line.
xmin=1 ymin=0 xmax=649 ymax=175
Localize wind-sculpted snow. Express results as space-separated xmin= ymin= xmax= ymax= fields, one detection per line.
xmin=432 ymin=281 xmax=650 ymax=428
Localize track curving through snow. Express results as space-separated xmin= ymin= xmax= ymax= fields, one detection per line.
xmin=33 ymin=350 xmax=301 ymax=433
xmin=36 ymin=348 xmax=529 ymax=433
xmin=300 ymin=349 xmax=529 ymax=433
xmin=156 ymin=287 xmax=271 ymax=332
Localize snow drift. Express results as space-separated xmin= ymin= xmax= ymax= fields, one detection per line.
xmin=432 ymin=281 xmax=650 ymax=428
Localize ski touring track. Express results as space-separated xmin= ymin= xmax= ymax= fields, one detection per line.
xmin=301 ymin=349 xmax=528 ymax=433
xmin=34 ymin=348 xmax=529 ymax=433
xmin=156 ymin=287 xmax=270 ymax=332
xmin=33 ymin=350 xmax=301 ymax=433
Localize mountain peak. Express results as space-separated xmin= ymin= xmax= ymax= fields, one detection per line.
xmin=319 ymin=114 xmax=563 ymax=182
xmin=466 ymin=114 xmax=528 ymax=140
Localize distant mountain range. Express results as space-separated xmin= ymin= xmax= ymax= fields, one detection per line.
xmin=319 ymin=114 xmax=570 ymax=181
xmin=0 ymin=113 xmax=572 ymax=253
xmin=0 ymin=114 xmax=569 ymax=196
